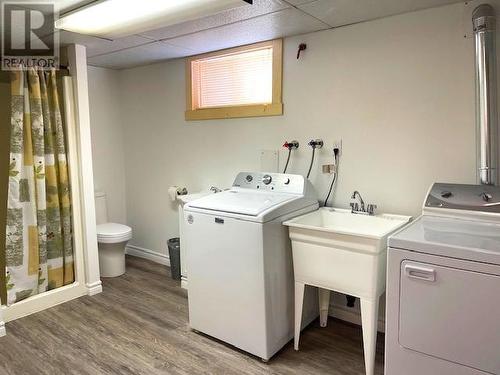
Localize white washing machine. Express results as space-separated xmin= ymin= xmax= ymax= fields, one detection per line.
xmin=386 ymin=183 xmax=500 ymax=375
xmin=184 ymin=172 xmax=319 ymax=361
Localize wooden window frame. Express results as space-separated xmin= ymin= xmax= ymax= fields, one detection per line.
xmin=185 ymin=39 xmax=283 ymax=121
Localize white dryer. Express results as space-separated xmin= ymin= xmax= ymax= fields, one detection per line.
xmin=386 ymin=183 xmax=500 ymax=375
xmin=184 ymin=172 xmax=319 ymax=361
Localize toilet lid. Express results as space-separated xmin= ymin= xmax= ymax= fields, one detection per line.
xmin=97 ymin=223 xmax=132 ymax=238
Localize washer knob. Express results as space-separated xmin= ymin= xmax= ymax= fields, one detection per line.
xmin=284 ymin=178 xmax=290 ymax=185
xmin=262 ymin=175 xmax=272 ymax=185
xmin=441 ymin=191 xmax=453 ymax=199
xmin=245 ymin=174 xmax=253 ymax=182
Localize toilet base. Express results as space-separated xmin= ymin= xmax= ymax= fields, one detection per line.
xmin=98 ymin=241 xmax=128 ymax=278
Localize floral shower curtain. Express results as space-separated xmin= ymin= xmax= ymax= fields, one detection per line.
xmin=5 ymin=68 xmax=74 ymax=306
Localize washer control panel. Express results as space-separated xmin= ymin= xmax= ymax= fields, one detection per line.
xmin=262 ymin=175 xmax=272 ymax=185
xmin=425 ymin=183 xmax=500 ymax=213
xmin=233 ymin=172 xmax=306 ymax=194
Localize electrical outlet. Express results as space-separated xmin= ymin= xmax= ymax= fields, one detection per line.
xmin=322 ymin=164 xmax=336 ymax=174
xmin=332 ymin=139 xmax=342 ymax=156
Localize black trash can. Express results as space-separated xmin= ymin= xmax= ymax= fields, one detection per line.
xmin=167 ymin=237 xmax=181 ymax=280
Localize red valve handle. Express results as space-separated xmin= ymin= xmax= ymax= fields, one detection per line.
xmin=283 ymin=142 xmax=290 ymax=148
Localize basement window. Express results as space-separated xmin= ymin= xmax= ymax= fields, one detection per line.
xmin=185 ymin=39 xmax=283 ymax=120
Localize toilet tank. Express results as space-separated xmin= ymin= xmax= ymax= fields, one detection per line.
xmin=94 ymin=191 xmax=108 ymax=225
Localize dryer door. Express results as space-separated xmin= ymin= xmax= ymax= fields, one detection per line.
xmin=399 ymin=260 xmax=500 ymax=374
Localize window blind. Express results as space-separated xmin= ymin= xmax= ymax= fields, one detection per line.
xmin=191 ymin=47 xmax=273 ymax=109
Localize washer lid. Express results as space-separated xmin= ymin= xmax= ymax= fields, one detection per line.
xmin=389 ymin=216 xmax=500 ymax=265
xmin=185 ymin=189 xmax=298 ymax=216
xmin=97 ymin=223 xmax=132 ymax=237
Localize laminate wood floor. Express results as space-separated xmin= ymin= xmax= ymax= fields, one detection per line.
xmin=0 ymin=256 xmax=384 ymax=375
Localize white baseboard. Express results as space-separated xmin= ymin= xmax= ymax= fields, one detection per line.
xmin=126 ymin=245 xmax=170 ymax=267
xmin=124 ymin=249 xmax=386 ymax=332
xmin=181 ymin=277 xmax=188 ymax=290
xmin=329 ymin=304 xmax=385 ymax=333
xmin=86 ymin=281 xmax=103 ymax=296
xmin=3 ymin=283 xmax=88 ymax=323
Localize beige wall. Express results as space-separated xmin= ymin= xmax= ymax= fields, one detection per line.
xmin=0 ymin=80 xmax=10 ymax=303
xmin=114 ymin=3 xmax=476 ymax=256
xmin=88 ymin=66 xmax=127 ymax=224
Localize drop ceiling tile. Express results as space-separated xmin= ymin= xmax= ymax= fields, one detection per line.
xmin=87 ymin=41 xmax=194 ymax=69
xmin=298 ymin=0 xmax=463 ymax=28
xmin=57 ymin=31 xmax=153 ymax=58
xmin=140 ymin=0 xmax=290 ymax=40
xmin=165 ymin=8 xmax=329 ymax=55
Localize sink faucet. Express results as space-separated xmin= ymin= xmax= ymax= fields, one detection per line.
xmin=350 ymin=191 xmax=377 ymax=215
xmin=351 ymin=191 xmax=365 ymax=212
xmin=210 ymin=186 xmax=222 ymax=193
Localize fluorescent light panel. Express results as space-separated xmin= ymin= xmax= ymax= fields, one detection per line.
xmin=55 ymin=0 xmax=250 ymax=39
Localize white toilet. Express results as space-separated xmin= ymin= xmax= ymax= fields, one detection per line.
xmin=95 ymin=191 xmax=132 ymax=277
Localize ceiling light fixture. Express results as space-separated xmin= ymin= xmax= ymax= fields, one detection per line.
xmin=55 ymin=0 xmax=252 ymax=39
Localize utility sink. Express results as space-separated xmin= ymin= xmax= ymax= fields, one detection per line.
xmin=284 ymin=207 xmax=411 ymax=299
xmin=285 ymin=207 xmax=411 ymax=242
xmin=284 ymin=207 xmax=411 ymax=375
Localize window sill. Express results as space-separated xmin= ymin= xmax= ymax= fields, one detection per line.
xmin=185 ymin=103 xmax=283 ymax=121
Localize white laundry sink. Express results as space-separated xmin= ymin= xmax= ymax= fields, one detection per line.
xmin=286 ymin=207 xmax=411 ymax=242
xmin=284 ymin=207 xmax=411 ymax=375
xmin=284 ymin=207 xmax=411 ymax=296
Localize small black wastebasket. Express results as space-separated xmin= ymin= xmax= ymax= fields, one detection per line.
xmin=167 ymin=237 xmax=181 ymax=280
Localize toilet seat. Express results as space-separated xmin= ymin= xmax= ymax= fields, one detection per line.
xmin=97 ymin=223 xmax=132 ymax=243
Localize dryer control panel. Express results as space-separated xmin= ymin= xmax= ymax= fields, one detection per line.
xmin=425 ymin=183 xmax=500 ymax=213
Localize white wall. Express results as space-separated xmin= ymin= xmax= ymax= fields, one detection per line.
xmin=116 ymin=3 xmax=476 ymax=256
xmin=88 ymin=66 xmax=127 ymax=224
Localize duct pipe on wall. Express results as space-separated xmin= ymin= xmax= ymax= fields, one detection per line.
xmin=473 ymin=4 xmax=498 ymax=185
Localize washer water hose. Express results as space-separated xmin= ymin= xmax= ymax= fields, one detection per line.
xmin=306 ymin=147 xmax=316 ymax=179
xmin=306 ymin=139 xmax=323 ymax=179
xmin=283 ymin=148 xmax=292 ymax=173
xmin=282 ymin=141 xmax=299 ymax=173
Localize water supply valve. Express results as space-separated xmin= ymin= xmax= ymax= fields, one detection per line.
xmin=308 ymin=139 xmax=324 ymax=149
xmin=283 ymin=140 xmax=299 ymax=150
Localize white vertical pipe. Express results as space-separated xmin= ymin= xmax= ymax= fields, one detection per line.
xmin=473 ymin=4 xmax=498 ymax=185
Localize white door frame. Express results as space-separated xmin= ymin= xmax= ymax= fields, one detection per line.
xmin=66 ymin=44 xmax=102 ymax=296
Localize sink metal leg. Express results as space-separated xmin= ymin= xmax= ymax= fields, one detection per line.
xmin=360 ymin=298 xmax=379 ymax=375
xmin=294 ymin=282 xmax=305 ymax=351
xmin=318 ymin=288 xmax=330 ymax=328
